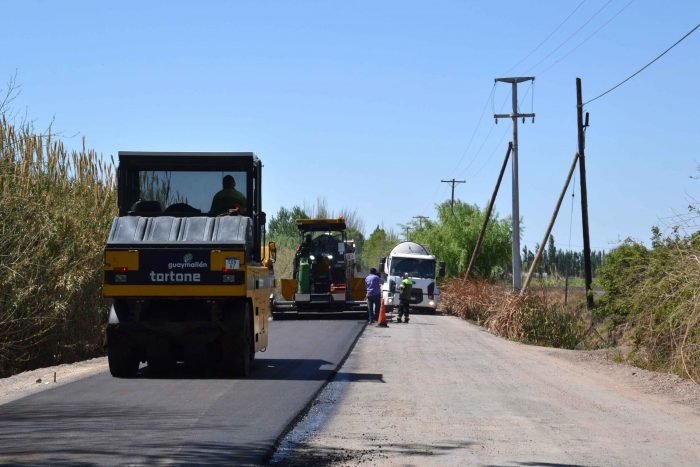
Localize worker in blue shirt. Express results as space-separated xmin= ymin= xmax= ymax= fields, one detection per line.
xmin=365 ymin=268 xmax=381 ymax=323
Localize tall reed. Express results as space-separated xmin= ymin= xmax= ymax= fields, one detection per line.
xmin=0 ymin=117 xmax=115 ymax=376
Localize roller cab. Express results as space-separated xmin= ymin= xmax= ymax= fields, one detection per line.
xmin=102 ymin=152 xmax=275 ymax=378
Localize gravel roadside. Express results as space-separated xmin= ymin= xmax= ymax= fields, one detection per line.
xmin=0 ymin=357 xmax=108 ymax=406
xmin=276 ymin=313 xmax=700 ymax=466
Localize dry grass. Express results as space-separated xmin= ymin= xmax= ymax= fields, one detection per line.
xmin=441 ymin=279 xmax=587 ymax=349
xmin=0 ymin=117 xmax=115 ymax=377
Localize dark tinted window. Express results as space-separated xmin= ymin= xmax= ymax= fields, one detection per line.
xmin=390 ymin=258 xmax=436 ymax=278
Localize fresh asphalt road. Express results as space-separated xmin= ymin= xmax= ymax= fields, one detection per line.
xmin=0 ymin=319 xmax=365 ymax=466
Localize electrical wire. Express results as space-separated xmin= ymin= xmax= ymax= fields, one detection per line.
xmin=538 ymin=0 xmax=636 ymax=76
xmin=416 ymin=84 xmax=497 ymax=216
xmin=527 ymin=0 xmax=614 ymax=73
xmin=450 ymin=84 xmax=496 ymax=175
xmin=419 ymin=83 xmax=511 ymax=215
xmin=502 ymin=0 xmax=588 ymax=75
xmin=461 ymin=90 xmax=510 ymax=175
xmin=584 ymin=21 xmax=700 ymax=106
xmin=466 ymin=82 xmax=534 ymax=181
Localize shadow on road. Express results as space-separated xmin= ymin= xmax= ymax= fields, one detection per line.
xmin=0 ymin=402 xmax=280 ymax=465
xmin=135 ymin=358 xmax=384 ymax=383
xmin=272 ymin=311 xmax=367 ymax=320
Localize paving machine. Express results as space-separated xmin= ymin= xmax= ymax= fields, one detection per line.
xmin=102 ymin=152 xmax=275 ymax=377
xmin=274 ymin=218 xmax=366 ymax=316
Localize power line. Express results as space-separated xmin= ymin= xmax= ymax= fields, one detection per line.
xmin=452 ymin=75 xmax=530 ymax=188
xmin=538 ymin=0 xmax=636 ymax=76
xmin=419 ymin=86 xmax=508 ymax=216
xmin=503 ymin=0 xmax=588 ymax=75
xmin=526 ymin=0 xmax=614 ymax=73
xmin=584 ymin=21 xmax=700 ymax=106
xmin=450 ymin=84 xmax=496 ymax=175
xmin=461 ymin=91 xmax=509 ymax=175
xmin=420 ymin=84 xmax=497 ymax=216
xmin=466 ymin=81 xmax=534 ymax=181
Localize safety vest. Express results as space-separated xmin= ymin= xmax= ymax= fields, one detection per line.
xmin=399 ymin=278 xmax=413 ymax=301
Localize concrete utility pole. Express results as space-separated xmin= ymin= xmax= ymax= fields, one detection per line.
xmin=412 ymin=215 xmax=429 ymax=229
xmin=576 ymin=77 xmax=594 ymax=308
xmin=494 ymin=76 xmax=535 ymax=292
xmin=441 ymin=179 xmax=466 ymax=213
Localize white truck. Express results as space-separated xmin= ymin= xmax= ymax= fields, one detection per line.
xmin=379 ymin=242 xmax=445 ymax=314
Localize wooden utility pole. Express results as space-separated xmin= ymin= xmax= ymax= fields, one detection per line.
xmin=464 ymin=142 xmax=512 ymax=282
xmin=412 ymin=215 xmax=429 ymax=229
xmin=441 ymin=179 xmax=465 ymax=213
xmin=402 ymin=225 xmax=410 ymax=240
xmin=576 ymin=77 xmax=594 ymax=308
xmin=494 ymin=77 xmax=535 ymax=292
xmin=521 ymin=152 xmax=579 ymax=294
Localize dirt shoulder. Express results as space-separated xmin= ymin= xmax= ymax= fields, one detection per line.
xmin=276 ymin=313 xmax=700 ymax=466
xmin=0 ymin=357 xmax=108 ymax=406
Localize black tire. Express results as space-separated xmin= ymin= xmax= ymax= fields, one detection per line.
xmin=108 ymin=344 xmax=139 ymax=378
xmin=230 ymin=303 xmax=253 ymax=377
xmin=147 ymin=356 xmax=175 ymax=376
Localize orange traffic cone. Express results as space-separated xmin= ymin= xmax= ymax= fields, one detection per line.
xmin=377 ymin=300 xmax=388 ymax=327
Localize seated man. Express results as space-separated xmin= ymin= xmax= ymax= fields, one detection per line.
xmin=210 ymin=175 xmax=247 ymax=215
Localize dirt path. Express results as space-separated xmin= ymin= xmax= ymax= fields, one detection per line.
xmin=277 ymin=313 xmax=700 ymax=466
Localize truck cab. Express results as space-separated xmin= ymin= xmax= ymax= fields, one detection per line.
xmin=103 ymin=152 xmax=274 ymax=377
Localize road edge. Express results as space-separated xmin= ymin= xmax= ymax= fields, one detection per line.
xmin=263 ymin=320 xmax=368 ymax=464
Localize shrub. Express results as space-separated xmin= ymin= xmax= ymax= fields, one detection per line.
xmin=597 ymin=235 xmax=700 ymax=381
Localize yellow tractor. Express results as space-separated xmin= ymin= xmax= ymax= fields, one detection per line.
xmin=102 ymin=152 xmax=275 ymax=377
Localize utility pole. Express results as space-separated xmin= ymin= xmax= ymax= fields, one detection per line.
xmin=441 ymin=178 xmax=465 ymax=213
xmin=494 ymin=76 xmax=535 ymax=292
xmin=412 ymin=215 xmax=429 ymax=229
xmin=576 ymin=77 xmax=594 ymax=308
xmin=401 ymin=225 xmax=410 ymax=240
xmin=521 ymin=152 xmax=579 ymax=295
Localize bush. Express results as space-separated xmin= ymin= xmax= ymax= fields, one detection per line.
xmin=441 ymin=278 xmax=585 ymax=349
xmin=597 ymin=235 xmax=700 ymax=381
xmin=0 ymin=117 xmax=115 ymax=376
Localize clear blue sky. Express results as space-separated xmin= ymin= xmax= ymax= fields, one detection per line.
xmin=2 ymin=0 xmax=699 ymax=251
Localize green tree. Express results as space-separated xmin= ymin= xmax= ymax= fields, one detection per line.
xmin=410 ymin=200 xmax=512 ymax=279
xmin=361 ymin=226 xmax=399 ymax=273
xmin=547 ymin=235 xmax=557 ymax=276
xmin=268 ymin=205 xmax=308 ymax=241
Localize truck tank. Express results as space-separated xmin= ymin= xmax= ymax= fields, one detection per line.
xmin=388 ymin=241 xmax=430 ymax=256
